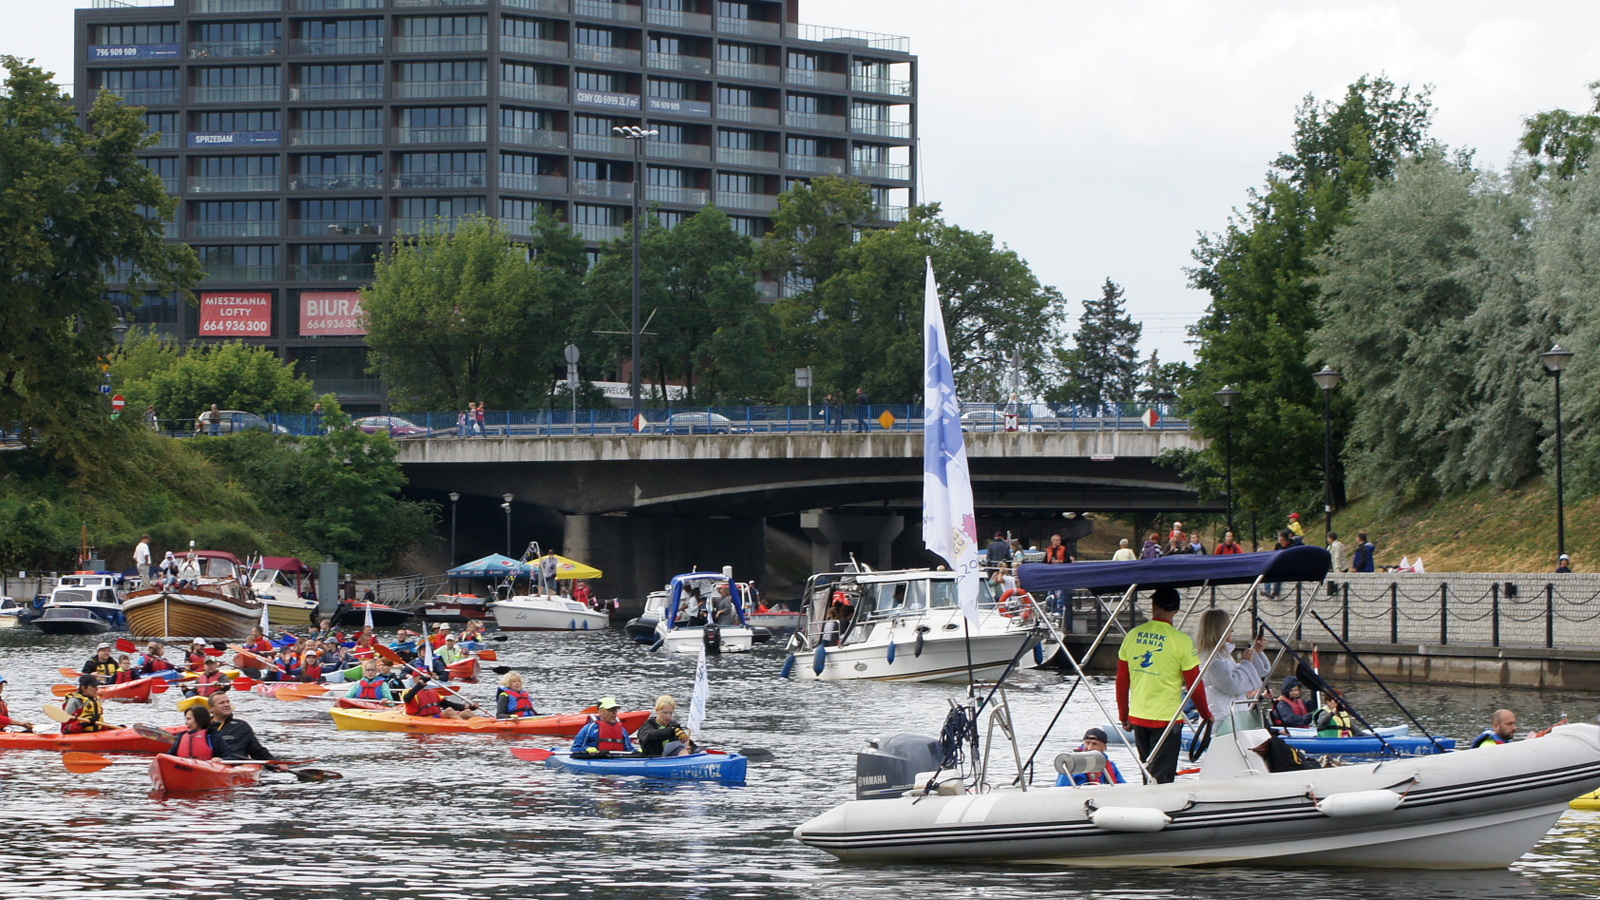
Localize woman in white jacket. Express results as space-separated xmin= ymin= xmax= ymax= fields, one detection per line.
xmin=1196 ymin=607 xmax=1270 ymax=734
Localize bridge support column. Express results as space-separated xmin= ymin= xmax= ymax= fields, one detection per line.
xmin=800 ymin=510 xmax=904 ymax=572
xmin=564 ymin=514 xmax=766 ymax=613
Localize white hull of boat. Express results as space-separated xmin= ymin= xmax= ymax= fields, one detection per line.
xmin=655 ymin=623 xmax=755 ymax=653
xmin=801 ymin=628 xmax=1038 ymax=683
xmin=492 ymin=594 xmax=610 ymax=632
xmin=795 ymin=723 xmax=1600 ymax=869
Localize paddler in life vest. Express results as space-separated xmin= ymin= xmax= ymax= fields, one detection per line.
xmin=170 ymin=704 xmax=228 ymax=759
xmin=186 ymin=637 xmax=212 ymax=672
xmin=137 ymin=641 xmax=176 ymax=677
xmin=1057 ymin=727 xmax=1126 ymax=786
xmin=636 ymin=694 xmax=695 ymax=757
xmin=345 ymin=659 xmax=393 ymax=702
xmin=208 ymin=692 xmax=284 ymax=769
xmin=1313 ymin=692 xmax=1355 ymax=738
xmin=111 ymin=655 xmax=136 ymax=685
xmin=185 ymin=656 xmax=232 ymax=698
xmin=0 ymin=675 xmax=35 ymax=732
xmin=495 ymin=672 xmax=539 ymax=718
xmin=1273 ymin=676 xmax=1314 ymax=727
xmin=402 ymin=671 xmax=479 ymax=720
xmin=1471 ymin=709 xmax=1518 ymax=749
xmin=571 ymin=697 xmax=636 ymax=757
xmin=81 ymin=642 xmax=118 ymax=683
xmin=62 ymin=675 xmax=110 ymax=734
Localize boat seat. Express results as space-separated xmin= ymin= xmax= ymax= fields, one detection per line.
xmin=1054 ymin=750 xmax=1109 ymax=777
xmin=907 ymin=771 xmax=964 ymax=796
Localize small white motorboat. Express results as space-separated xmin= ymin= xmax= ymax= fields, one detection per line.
xmin=34 ymin=572 xmax=127 ymax=634
xmin=652 ymin=569 xmax=755 ymax=653
xmin=492 ymin=593 xmax=609 ymax=631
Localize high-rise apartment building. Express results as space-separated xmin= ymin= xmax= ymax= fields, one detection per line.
xmin=73 ymin=0 xmax=915 ymax=411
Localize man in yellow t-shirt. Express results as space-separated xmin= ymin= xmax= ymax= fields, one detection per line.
xmin=1116 ymin=586 xmax=1211 ymax=783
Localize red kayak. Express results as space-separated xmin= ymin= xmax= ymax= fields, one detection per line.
xmin=100 ymin=677 xmax=159 ymax=703
xmin=149 ymin=753 xmax=262 ymax=792
xmin=334 ymin=696 xmax=391 ymax=710
xmin=446 ymin=657 xmax=479 ymax=682
xmin=0 ymin=725 xmax=180 ymax=754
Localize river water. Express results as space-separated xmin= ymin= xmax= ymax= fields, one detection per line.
xmin=2 ymin=627 xmax=1598 ymax=900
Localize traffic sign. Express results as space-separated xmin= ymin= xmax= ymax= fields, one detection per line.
xmin=98 ymin=384 xmax=111 ymax=395
xmin=111 ymin=395 xmax=125 ymax=412
xmin=564 ymin=343 xmax=581 ymax=364
xmin=877 ymin=410 xmax=896 ymax=430
xmin=1141 ymin=408 xmax=1161 ymax=429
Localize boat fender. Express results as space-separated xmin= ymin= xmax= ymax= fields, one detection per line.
xmin=1032 ymin=643 xmax=1045 ymax=665
xmin=569 ymin=619 xmax=576 ymax=631
xmin=1316 ymin=790 xmax=1403 ymax=818
xmin=582 ymin=620 xmax=589 ymax=630
xmin=1089 ymin=807 xmax=1171 ymax=833
xmin=812 ymin=644 xmax=827 ymax=675
xmin=779 ymin=654 xmax=795 ymax=678
xmin=886 ymin=639 xmax=896 ymax=665
xmin=913 ymin=632 xmax=925 ymax=658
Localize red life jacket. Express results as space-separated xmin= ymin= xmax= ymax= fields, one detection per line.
xmin=354 ymin=677 xmax=387 ymax=700
xmin=301 ymin=661 xmax=322 ymax=683
xmin=407 ymin=688 xmax=442 ymax=718
xmin=175 ymin=729 xmax=214 ymax=760
xmin=1046 ymin=545 xmax=1069 ymax=564
xmin=193 ymin=671 xmax=227 ymax=696
xmin=112 ymin=670 xmax=134 ymax=684
xmin=244 ymin=638 xmax=272 ymax=654
xmin=500 ymin=688 xmax=536 ymax=717
xmin=595 ymin=717 xmax=629 ymax=752
xmin=187 ymin=651 xmax=208 ymax=670
xmin=142 ymin=655 xmax=173 ymax=672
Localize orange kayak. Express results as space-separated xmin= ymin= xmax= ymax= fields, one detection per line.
xmin=446 ymin=657 xmax=479 ymax=682
xmin=328 ymin=706 xmax=648 ymax=735
xmin=0 ymin=725 xmax=179 ymax=754
xmin=49 ymin=677 xmax=160 ymax=703
xmin=149 ymin=753 xmax=262 ymax=792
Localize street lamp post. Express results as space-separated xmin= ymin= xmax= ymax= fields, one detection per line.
xmin=1312 ymin=367 xmax=1343 ymax=542
xmin=501 ymin=492 xmax=514 ymax=558
xmin=1213 ymin=385 xmax=1239 ymax=535
xmin=448 ymin=492 xmax=460 ymax=566
xmin=1542 ymin=344 xmax=1575 ymax=558
xmin=613 ymin=125 xmax=659 ymax=410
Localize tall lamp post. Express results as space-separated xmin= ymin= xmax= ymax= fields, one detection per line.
xmin=1542 ymin=345 xmax=1575 ymax=558
xmin=613 ymin=125 xmax=658 ymax=410
xmin=1312 ymin=367 xmax=1343 ymax=542
xmin=1213 ymin=384 xmax=1239 ymax=535
xmin=501 ymin=492 xmax=514 ymax=558
xmin=448 ymin=492 xmax=460 ymax=567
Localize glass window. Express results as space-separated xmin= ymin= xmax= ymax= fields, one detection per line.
xmin=649 ymin=78 xmax=688 ymax=99
xmin=500 ymin=197 xmax=551 ymax=219
xmin=298 ymin=198 xmax=383 ymax=219
xmin=786 ymin=93 xmax=820 ymax=113
xmin=717 ymin=129 xmax=755 ymax=149
xmin=717 ymin=42 xmax=754 ymax=62
xmin=655 ymin=123 xmax=689 ymax=143
xmin=787 ymin=51 xmax=818 ymax=71
xmin=296 ymin=64 xmax=382 ymax=84
xmin=648 ymin=35 xmax=680 ymax=55
xmin=729 ymin=216 xmax=761 ymax=237
xmin=144 ymin=112 xmax=180 ymax=137
xmin=194 ymin=156 xmax=279 ymax=176
xmin=400 ymin=107 xmax=486 ymax=126
xmin=717 ymin=172 xmax=755 ymax=193
xmin=399 ymin=151 xmax=485 ymax=172
xmin=501 ymin=62 xmax=553 ymax=85
xmin=654 ymin=210 xmax=686 ymax=228
xmin=398 ymin=196 xmax=485 ymax=218
xmin=716 ymin=1 xmax=749 ymax=19
xmin=573 ymin=26 xmax=615 ymax=47
xmin=295 ymin=108 xmax=380 ymax=129
xmin=647 ymin=166 xmax=686 ymax=186
xmin=571 ymin=204 xmax=620 ymax=225
xmin=574 ymin=69 xmax=622 ymax=92
xmin=294 ymin=243 xmax=379 ymax=265
xmin=141 ymin=157 xmax=181 ymax=179
xmin=193 ymin=21 xmax=281 ymax=42
xmin=97 ymin=69 xmax=180 ymax=92
xmin=196 ymin=245 xmax=277 ymax=266
xmin=296 ymin=154 xmax=381 ymax=175
xmin=501 ymin=17 xmax=555 ymax=38
xmin=500 ymin=153 xmax=556 ymax=175
xmin=194 ymin=66 xmax=280 ymax=86
xmin=94 ymin=23 xmax=180 ymax=44
xmin=574 ymin=160 xmax=624 ymax=180
xmin=398 ymin=16 xmax=486 ymax=36
xmin=194 ymin=110 xmax=280 ymax=131
xmin=572 ymin=114 xmax=618 ymax=135
xmin=397 ymin=61 xmax=484 ymax=82
xmin=787 ymin=137 xmax=818 ymax=156
xmin=500 ymin=108 xmax=551 ymax=129
xmin=106 ymin=290 xmax=180 ymax=328
xmin=717 ymin=86 xmax=751 ymax=106
xmin=193 ymin=200 xmax=278 ymax=221
xmin=297 ymin=19 xmax=382 ymax=39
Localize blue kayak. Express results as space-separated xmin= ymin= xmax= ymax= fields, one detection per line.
xmin=544 ymin=750 xmax=748 ymax=783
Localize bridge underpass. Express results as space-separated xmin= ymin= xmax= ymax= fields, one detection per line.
xmin=397 ymin=430 xmax=1215 ymax=603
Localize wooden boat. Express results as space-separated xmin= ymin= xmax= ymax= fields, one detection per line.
xmin=149 ymin=753 xmax=262 ymax=792
xmin=124 ymin=551 xmax=261 ymax=640
xmin=0 ymin=725 xmax=179 ymax=754
xmin=543 ymin=749 xmax=748 ymax=782
xmin=328 ymin=706 xmax=649 ymax=735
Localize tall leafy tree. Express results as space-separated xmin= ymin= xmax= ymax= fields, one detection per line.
xmin=111 ymin=330 xmax=317 ymax=421
xmin=0 ymin=57 xmax=199 ymax=472
xmin=1050 ymin=278 xmax=1142 ymax=409
xmin=1520 ymin=81 xmax=1600 ymax=181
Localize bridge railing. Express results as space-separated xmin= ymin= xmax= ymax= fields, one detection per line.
xmin=266 ymin=402 xmax=1189 ymax=438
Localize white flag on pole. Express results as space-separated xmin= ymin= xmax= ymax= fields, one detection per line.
xmin=686 ymin=643 xmax=709 ymax=736
xmin=363 ymin=594 xmax=374 ymax=631
xmin=921 ymin=257 xmax=982 ymax=627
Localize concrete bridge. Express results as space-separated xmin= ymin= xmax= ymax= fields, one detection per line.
xmin=397 ymin=429 xmax=1213 ymax=601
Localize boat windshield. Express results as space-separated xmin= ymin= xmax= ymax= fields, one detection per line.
xmin=48 ymin=589 xmax=94 ymax=606
xmin=860 ymin=578 xmax=999 ymax=615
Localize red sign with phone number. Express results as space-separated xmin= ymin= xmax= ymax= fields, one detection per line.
xmin=199 ymin=292 xmax=272 ymax=336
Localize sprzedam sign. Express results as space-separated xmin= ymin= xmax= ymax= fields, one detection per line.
xmin=199 ymin=292 xmax=272 ymax=336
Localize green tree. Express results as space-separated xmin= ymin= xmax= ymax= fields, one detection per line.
xmin=1184 ymin=76 xmax=1435 ymax=523
xmin=1049 ymin=278 xmax=1142 ymax=408
xmin=0 ymin=58 xmax=199 ymax=473
xmin=111 ymin=332 xmax=317 ymax=422
xmin=1520 ymin=81 xmax=1600 ymax=180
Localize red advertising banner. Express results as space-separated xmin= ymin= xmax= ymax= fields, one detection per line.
xmin=299 ymin=291 xmax=367 ymax=336
xmin=199 ymin=292 xmax=273 ymax=337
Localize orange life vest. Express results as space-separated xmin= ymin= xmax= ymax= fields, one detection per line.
xmin=174 ymin=728 xmax=215 ymax=760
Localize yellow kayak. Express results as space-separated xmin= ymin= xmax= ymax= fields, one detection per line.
xmin=1573 ymin=790 xmax=1600 ymax=810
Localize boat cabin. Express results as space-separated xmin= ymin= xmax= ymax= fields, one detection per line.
xmin=663 ymin=572 xmax=747 ymax=630
xmin=798 ymin=569 xmax=999 ymax=647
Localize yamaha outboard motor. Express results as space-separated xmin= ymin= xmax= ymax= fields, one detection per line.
xmin=703 ymin=621 xmax=722 ymax=654
xmin=855 ymin=733 xmax=941 ymax=800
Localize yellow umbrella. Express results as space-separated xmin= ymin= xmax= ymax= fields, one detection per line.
xmin=547 ymin=554 xmax=602 ymax=580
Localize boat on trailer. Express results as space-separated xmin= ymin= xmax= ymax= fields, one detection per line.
xmin=793 ymin=547 xmax=1600 ymax=869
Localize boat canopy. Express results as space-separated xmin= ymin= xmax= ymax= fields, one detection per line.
xmin=663 ymin=572 xmax=745 ymax=630
xmin=1018 ymin=545 xmax=1332 ymax=594
xmin=260 ymin=556 xmax=312 ymax=575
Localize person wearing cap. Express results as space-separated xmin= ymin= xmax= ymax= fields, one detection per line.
xmin=1116 ymin=586 xmax=1211 ymax=784
xmin=81 ymin=643 xmax=119 ymax=683
xmin=61 ymin=675 xmax=110 ymax=734
xmin=1057 ymin=728 xmax=1125 ymax=786
xmin=0 ymin=675 xmax=35 ymax=732
xmin=570 ymin=698 xmax=635 ymax=756
xmin=186 ymin=638 xmax=211 ymax=672
xmin=1286 ymin=512 xmax=1304 ymax=539
xmin=1556 ymin=554 xmax=1573 ymax=574
xmin=402 ymin=670 xmax=479 ymax=719
xmin=185 ymin=656 xmax=232 ymax=698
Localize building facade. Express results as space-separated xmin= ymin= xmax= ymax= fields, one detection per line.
xmin=73 ymin=0 xmax=916 ymax=412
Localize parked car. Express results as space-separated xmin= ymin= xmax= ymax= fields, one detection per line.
xmin=959 ymin=409 xmax=1041 ymax=433
xmin=662 ymin=412 xmax=745 ymax=435
xmin=352 ymin=415 xmax=431 ymax=437
xmin=198 ymin=410 xmax=289 ymax=435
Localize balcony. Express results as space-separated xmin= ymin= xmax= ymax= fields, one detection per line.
xmin=192 ymin=85 xmax=282 ymax=104
xmin=394 ymin=0 xmax=486 ymax=6
xmin=572 ymin=44 xmax=641 ymax=66
xmin=298 ymin=219 xmax=383 ymax=235
xmin=193 ymin=0 xmax=282 ymax=10
xmin=191 ymin=221 xmax=281 ymax=239
xmin=502 ymin=0 xmax=565 ymax=10
xmin=850 ymin=159 xmax=910 ymax=180
xmin=189 ymin=175 xmax=281 ymax=193
xmin=644 ymin=184 xmax=708 ymax=206
xmin=155 ymin=175 xmax=181 ymax=193
xmin=714 ymin=191 xmax=776 ymax=212
xmin=718 ymin=105 xmax=779 ymax=126
xmin=784 ymin=111 xmax=845 ymax=132
xmin=716 ymin=60 xmax=777 ymax=82
xmin=715 ymin=17 xmax=780 ymax=39
xmin=786 ymin=23 xmax=910 ymax=54
xmin=100 ymin=88 xmax=180 ymax=106
xmin=501 ymin=82 xmax=567 ymax=103
xmin=395 ymin=80 xmax=487 ymax=99
xmin=852 ymin=75 xmax=911 ymax=97
xmin=290 ymin=172 xmax=383 ymax=190
xmin=717 ymin=147 xmax=778 ymax=168
xmin=150 ymin=131 xmax=180 ymax=149
xmin=293 ymin=262 xmax=375 ymax=281
xmin=571 ymin=222 xmax=622 ymax=241
xmin=785 ymin=68 xmax=847 ymax=90
xmin=871 ymin=205 xmax=909 ymax=223
xmin=394 ymin=171 xmax=487 ymax=188
xmin=851 ymin=117 xmax=911 ymax=139
xmin=396 ymin=125 xmax=487 ymax=143
xmin=296 ymin=0 xmax=382 ymax=8
xmin=646 ymin=140 xmax=711 ymax=162
xmin=202 ymin=264 xmax=279 ymax=282
xmin=499 ymin=172 xmax=566 ymax=193
xmin=289 ymin=37 xmax=384 ymax=55
xmin=570 ymin=133 xmax=631 ymax=154
xmin=292 ymin=84 xmax=384 ymax=101
xmin=291 ymin=127 xmax=384 ymax=146
xmin=644 ymin=8 xmax=708 ymax=29
xmin=785 ymin=155 xmax=844 ymax=176
xmin=647 ymin=52 xmax=710 ymax=75
xmin=500 ymin=127 xmax=564 ymax=148
xmin=572 ymin=0 xmax=639 ymax=20
xmin=500 ymin=36 xmax=568 ymax=58
xmin=189 ymin=40 xmax=282 ymax=59
xmin=571 ymin=178 xmax=632 ymax=200
xmin=394 ymin=217 xmax=470 ymax=234
xmin=395 ymin=35 xmax=488 ymax=53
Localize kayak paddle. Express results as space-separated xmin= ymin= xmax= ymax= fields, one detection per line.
xmin=509 ymin=747 xmax=558 ymax=762
xmin=476 ymin=649 xmax=498 ymax=661
xmin=40 ymin=704 xmax=120 ymax=730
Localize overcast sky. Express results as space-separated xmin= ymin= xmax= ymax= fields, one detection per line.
xmin=16 ymin=1 xmax=1600 ymax=362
